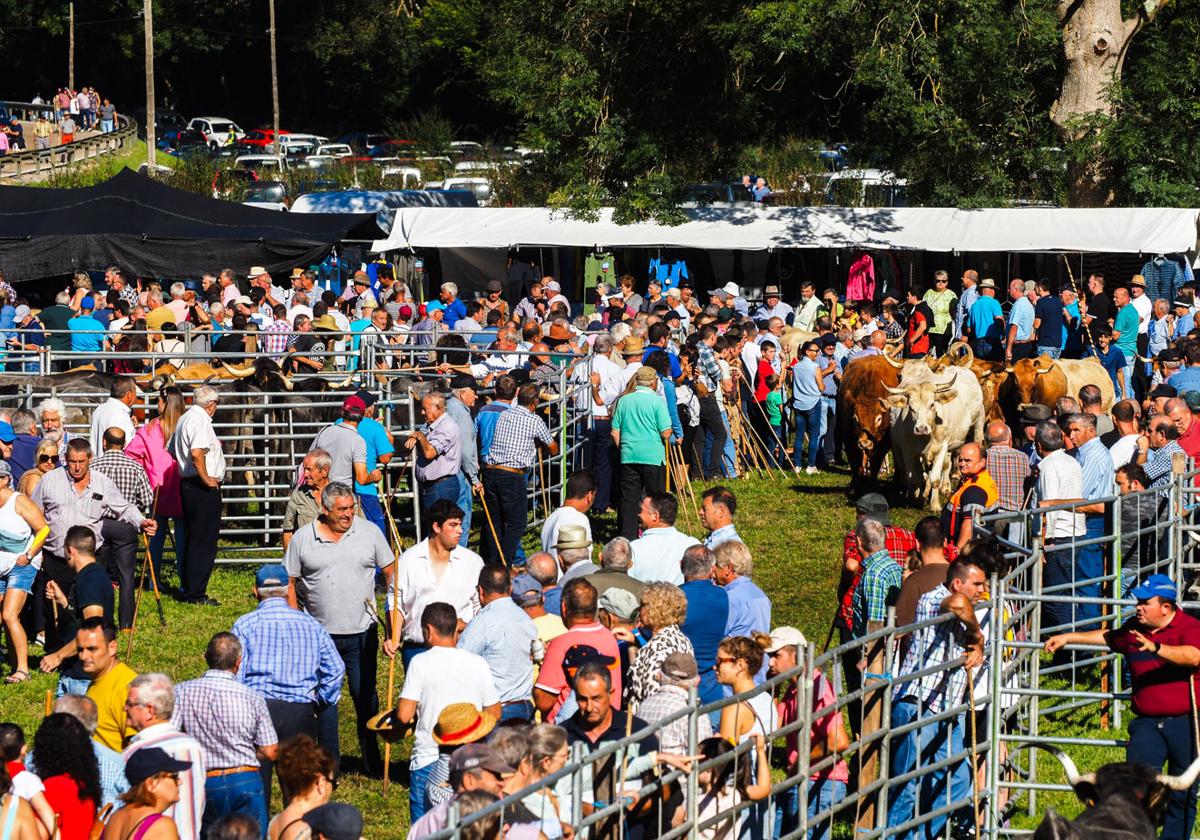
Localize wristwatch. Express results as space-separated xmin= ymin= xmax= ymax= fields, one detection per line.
xmin=1155 ymin=640 xmax=1163 ymax=654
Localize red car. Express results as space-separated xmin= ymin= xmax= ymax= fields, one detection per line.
xmin=239 ymin=128 xmax=290 ymax=150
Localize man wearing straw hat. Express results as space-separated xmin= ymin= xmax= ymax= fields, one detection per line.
xmin=610 ymin=365 xmax=672 ymax=540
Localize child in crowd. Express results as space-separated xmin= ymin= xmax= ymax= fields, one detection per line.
xmin=0 ymin=723 xmax=57 ymax=832
xmin=764 ymin=374 xmax=785 ymax=465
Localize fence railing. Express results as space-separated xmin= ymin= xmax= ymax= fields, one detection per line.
xmin=421 ymin=465 xmax=1199 ymax=840
xmin=0 ymin=105 xmax=136 ymax=180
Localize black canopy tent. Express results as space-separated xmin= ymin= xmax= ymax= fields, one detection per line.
xmin=0 ymin=168 xmax=382 ymax=283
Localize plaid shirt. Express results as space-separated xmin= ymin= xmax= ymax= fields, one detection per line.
xmin=892 ymin=584 xmax=977 ymax=715
xmin=483 ymin=404 xmax=554 ymax=470
xmin=92 ymin=449 xmax=154 ymax=515
xmin=839 ymin=526 xmax=918 ymax=629
xmin=986 ymin=445 xmax=1031 ymax=511
xmin=852 ymin=549 xmax=903 ymax=637
xmin=638 ymin=683 xmax=713 ymax=755
xmin=172 ymin=670 xmax=278 ymax=770
xmin=696 ymin=342 xmax=725 ymax=392
xmin=262 ymin=319 xmax=292 ymax=356
xmin=231 ymin=597 xmax=345 ymax=706
xmin=1146 ymin=441 xmax=1185 ymax=496
xmin=116 ymin=286 xmax=139 ymax=308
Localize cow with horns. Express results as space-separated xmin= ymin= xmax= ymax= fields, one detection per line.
xmin=1031 ymin=746 xmax=1200 ymax=840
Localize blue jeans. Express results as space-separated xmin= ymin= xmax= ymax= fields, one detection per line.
xmin=100 ymin=119 xmax=113 ymax=133
xmin=148 ymin=515 xmax=186 ymax=585
xmin=56 ymin=674 xmax=91 ymax=697
xmin=326 ymin=628 xmax=382 ymax=776
xmin=410 ymin=760 xmax=437 ymax=822
xmin=773 ymin=777 xmax=845 ymax=840
xmin=455 ymin=473 xmax=473 ymax=548
xmin=793 ymin=402 xmax=822 ymax=468
xmin=1076 ymin=515 xmax=1106 ymax=630
xmin=1121 ymin=361 xmax=1135 ymax=399
xmin=203 ymin=770 xmax=267 ymax=839
xmin=357 ymin=494 xmax=387 ymax=536
xmin=1036 ymin=346 xmax=1061 ymax=359
xmin=419 ymin=476 xmax=460 ymax=532
xmin=819 ymin=395 xmax=837 ymax=463
xmin=722 ymin=414 xmax=737 ymax=476
xmin=500 ymin=700 xmax=534 ymax=722
xmin=1127 ymin=714 xmax=1199 ymax=840
xmin=886 ymin=699 xmax=970 ymax=840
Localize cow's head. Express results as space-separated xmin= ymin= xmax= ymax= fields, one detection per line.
xmin=1005 ymin=356 xmax=1055 ymax=408
xmin=883 ymin=379 xmax=957 ymax=436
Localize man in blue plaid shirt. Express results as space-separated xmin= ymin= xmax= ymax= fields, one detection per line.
xmin=851 ymin=519 xmax=902 ymax=638
xmin=886 ymin=558 xmax=987 ymax=840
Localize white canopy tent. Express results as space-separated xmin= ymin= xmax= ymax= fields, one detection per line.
xmin=371 ymin=205 xmax=1200 ymax=255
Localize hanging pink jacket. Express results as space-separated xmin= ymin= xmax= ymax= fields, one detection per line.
xmin=846 ymin=253 xmax=876 ymax=302
xmin=125 ymin=418 xmax=182 ymax=517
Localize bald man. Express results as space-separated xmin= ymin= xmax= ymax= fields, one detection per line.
xmin=985 ymin=420 xmax=1033 ymax=546
xmin=942 ymin=442 xmax=999 ymax=551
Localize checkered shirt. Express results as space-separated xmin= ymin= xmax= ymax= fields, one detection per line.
xmin=883 ymin=319 xmax=904 ymax=340
xmin=696 ymin=342 xmax=725 ymax=392
xmin=92 ymin=450 xmax=154 ymax=515
xmin=262 ymin=319 xmax=292 ymax=356
xmin=456 ymin=595 xmax=537 ymax=704
xmin=840 ymin=526 xmax=918 ymax=629
xmin=986 ymin=444 xmax=1031 ymax=511
xmin=1146 ymin=441 xmax=1185 ymax=497
xmin=172 ymin=669 xmax=278 ymax=770
xmin=852 ymin=549 xmax=903 ymax=637
xmin=231 ymin=597 xmax=345 ymax=706
xmin=483 ymin=404 xmax=554 ymax=470
xmin=892 ymin=584 xmax=977 ymax=715
xmin=117 ymin=286 xmax=139 ymax=308
xmin=638 ymin=683 xmax=713 ymax=755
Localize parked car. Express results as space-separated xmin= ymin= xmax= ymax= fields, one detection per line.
xmin=157 ymin=129 xmax=208 ymax=158
xmin=212 ymin=167 xmax=259 ymax=199
xmin=235 ymin=154 xmax=286 ymax=174
xmin=440 ymin=176 xmax=493 ymax=205
xmin=187 ymin=116 xmax=246 ymax=150
xmin=242 ymin=181 xmax=289 ymax=211
xmin=337 ymin=132 xmax=390 ymax=153
xmin=316 ymin=143 xmax=353 ymax=159
xmin=449 ymin=140 xmax=485 ymax=159
xmin=133 ymin=108 xmax=187 ymax=140
xmin=368 ymin=140 xmax=418 ymax=159
xmin=823 ymin=168 xmax=908 ymax=207
xmin=380 ymin=164 xmax=422 ymax=188
xmin=239 ymin=128 xmax=289 ymax=150
xmin=279 ymin=134 xmax=322 ymax=156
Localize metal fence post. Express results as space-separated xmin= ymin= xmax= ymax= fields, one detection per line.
xmin=987 ymin=572 xmax=1003 ymax=840
xmin=797 ymin=642 xmax=815 ymax=840
xmin=857 ymin=618 xmax=888 ymax=833
xmin=1028 ymin=528 xmax=1043 ymax=818
xmin=875 ymin=609 xmax=896 ymax=835
xmin=687 ymin=684 xmax=700 ymax=840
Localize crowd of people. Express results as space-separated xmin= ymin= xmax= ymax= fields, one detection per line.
xmin=1 ymin=258 xmax=1200 ymax=840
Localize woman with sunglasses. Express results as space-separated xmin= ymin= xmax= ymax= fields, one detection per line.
xmin=0 ymin=458 xmax=49 ymax=684
xmin=17 ymin=439 xmax=58 ymax=497
xmin=268 ymin=735 xmax=335 ymax=840
xmin=100 ymin=747 xmax=189 ymax=840
xmin=714 ymin=634 xmax=778 ymax=840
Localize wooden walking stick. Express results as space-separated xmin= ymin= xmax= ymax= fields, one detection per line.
xmin=1062 ymin=254 xmax=1098 ymax=350
xmin=966 ymin=664 xmax=982 ymax=840
xmin=380 ymin=483 xmax=405 ymax=794
xmin=475 ymin=484 xmax=506 ymax=567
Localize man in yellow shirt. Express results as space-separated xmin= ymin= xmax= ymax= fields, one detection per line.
xmin=79 ymin=618 xmax=138 ymax=751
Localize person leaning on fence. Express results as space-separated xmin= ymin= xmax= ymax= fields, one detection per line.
xmin=886 ymin=558 xmax=987 ymax=840
xmin=406 ymin=392 xmax=462 ymax=528
xmin=1114 ymin=462 xmax=1162 ymax=595
xmin=1044 ymin=575 xmax=1200 ymax=840
xmin=941 ymin=442 xmax=998 ymax=554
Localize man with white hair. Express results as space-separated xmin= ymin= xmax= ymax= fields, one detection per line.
xmin=170 ymin=385 xmax=225 ymax=606
xmin=124 ymin=673 xmax=207 ymax=840
xmin=37 ymin=397 xmax=71 ymax=459
xmin=166 ymin=281 xmax=189 ymax=325
xmin=38 ymin=290 xmax=75 ymax=366
xmin=439 ymin=282 xmax=466 ymax=328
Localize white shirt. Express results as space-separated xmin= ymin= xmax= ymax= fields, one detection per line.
xmin=90 ymin=397 xmax=135 ymax=453
xmin=389 ymin=538 xmax=483 ymax=643
xmin=287 ymin=304 xmax=314 ymax=323
xmin=794 ymin=297 xmax=822 ymax=331
xmin=540 ymin=505 xmax=592 ymax=559
xmin=170 ymin=404 xmax=226 ymax=481
xmin=741 ymin=341 xmax=761 ymax=387
xmin=1132 ymin=293 xmax=1153 ymax=334
xmin=629 ymin=527 xmax=700 ymax=585
xmin=589 ymin=354 xmax=622 ymax=419
xmin=399 ymin=645 xmax=499 ymax=770
xmin=1037 ymin=449 xmax=1086 ymax=538
xmin=1110 ymin=433 xmax=1141 ymax=470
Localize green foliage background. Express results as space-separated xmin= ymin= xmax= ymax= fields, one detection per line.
xmin=5 ymin=0 xmax=1200 ymax=210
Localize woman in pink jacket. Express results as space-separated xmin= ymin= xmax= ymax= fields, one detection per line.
xmin=125 ymin=386 xmax=186 ymax=580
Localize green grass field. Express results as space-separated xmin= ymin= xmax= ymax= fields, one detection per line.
xmin=0 ymin=467 xmax=1117 ymax=836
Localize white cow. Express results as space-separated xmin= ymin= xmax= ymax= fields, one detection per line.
xmin=885 ymin=364 xmax=985 ymax=510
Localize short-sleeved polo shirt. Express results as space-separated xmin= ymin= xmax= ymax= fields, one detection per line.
xmin=1108 ymin=610 xmax=1200 ymax=717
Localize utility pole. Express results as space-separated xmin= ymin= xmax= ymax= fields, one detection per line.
xmin=68 ymin=2 xmax=74 ymax=91
xmin=269 ymin=0 xmax=280 ymax=161
xmin=144 ymin=0 xmax=156 ymax=169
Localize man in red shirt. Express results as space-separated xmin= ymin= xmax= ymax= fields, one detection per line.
xmin=1045 ymin=574 xmax=1200 ymax=840
xmin=534 ymin=579 xmax=622 ymax=723
xmin=1167 ymin=393 xmax=1200 ymax=459
xmin=903 ymin=287 xmax=933 ymax=358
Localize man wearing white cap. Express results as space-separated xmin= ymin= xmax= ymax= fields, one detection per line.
xmin=709 ymin=281 xmax=749 ymax=317
xmin=766 ymin=626 xmax=849 ymax=840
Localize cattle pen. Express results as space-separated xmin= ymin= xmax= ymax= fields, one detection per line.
xmin=0 ymin=330 xmax=592 ymax=560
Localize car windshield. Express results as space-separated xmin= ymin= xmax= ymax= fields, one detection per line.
xmin=245 ymin=185 xmax=285 ymax=202
xmin=211 ymin=122 xmax=234 ymax=133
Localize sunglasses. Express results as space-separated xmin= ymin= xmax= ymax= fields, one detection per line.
xmin=39 ymin=454 xmax=58 ymax=462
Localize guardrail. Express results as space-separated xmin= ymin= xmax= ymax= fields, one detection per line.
xmin=0 ymin=101 xmax=137 ymax=181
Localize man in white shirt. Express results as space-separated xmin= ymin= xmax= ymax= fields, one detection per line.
xmin=540 ymin=471 xmax=596 ymax=556
xmin=630 ymin=492 xmax=700 ymax=585
xmin=89 ymin=376 xmax=137 ymax=453
xmin=393 ymin=601 xmax=500 ymax=822
xmin=169 ymin=385 xmax=226 ymax=605
xmin=1034 ymin=420 xmax=1086 ymax=639
xmin=586 ymin=335 xmax=622 ymax=512
xmin=1109 ymin=399 xmax=1143 ymax=469
xmin=384 ymin=500 xmax=482 ymax=669
xmin=793 ymin=282 xmax=823 ymax=332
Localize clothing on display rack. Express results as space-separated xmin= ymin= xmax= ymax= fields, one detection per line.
xmin=846 ymin=253 xmax=876 ymax=303
xmin=1141 ymin=255 xmax=1187 ymax=303
xmin=648 ymin=254 xmax=690 ymax=294
xmin=585 ymin=252 xmax=619 ymax=293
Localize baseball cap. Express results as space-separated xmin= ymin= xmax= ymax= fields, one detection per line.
xmin=765 ymin=626 xmax=808 ymax=653
xmin=486 ymin=279 xmax=503 ymax=293
xmin=124 ymin=747 xmax=192 ymax=788
xmin=634 ymin=366 xmax=658 ymax=386
xmin=1184 ymin=391 xmax=1200 ymax=412
xmin=301 ymin=803 xmax=364 ymax=840
xmin=510 ymin=573 xmax=543 ymax=607
xmin=1131 ymin=573 xmax=1177 ymax=602
xmin=545 ymin=280 xmax=561 ymax=292
xmin=449 ymin=742 xmax=516 ymax=776
xmin=449 ymin=374 xmax=478 ymax=392
xmin=660 ymin=652 xmax=698 ymax=681
xmin=398 ymin=304 xmax=413 ymax=320
xmin=255 ymin=564 xmax=288 ymax=588
xmin=562 ymin=644 xmax=618 ymax=675
xmin=1159 ymin=349 xmax=1183 ymax=364
xmin=598 ymin=588 xmax=640 ymax=622
xmin=426 ymin=300 xmax=446 ymax=314
xmin=352 ymin=389 xmax=377 ymax=408
xmin=13 ymin=305 xmax=29 ymax=322
xmin=342 ymin=395 xmax=367 ymax=415
xmin=709 ymin=288 xmax=732 ymax=300
xmin=0 ymin=462 xmax=13 ymax=479
xmin=716 ymin=307 xmax=734 ymax=323
xmin=1175 ymin=299 xmax=1192 ymax=308
xmin=854 ymin=492 xmax=890 ymax=525
xmin=0 ymin=422 xmax=16 ymax=444
xmin=80 ymin=296 xmax=95 ymax=310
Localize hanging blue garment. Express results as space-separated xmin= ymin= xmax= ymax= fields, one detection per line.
xmin=648 ymin=256 xmax=689 ymax=294
xmin=1141 ymin=255 xmax=1185 ymax=303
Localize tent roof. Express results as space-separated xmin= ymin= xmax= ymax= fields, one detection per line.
xmin=0 ymin=168 xmax=383 ymax=281
xmin=372 ymin=205 xmax=1200 ymax=254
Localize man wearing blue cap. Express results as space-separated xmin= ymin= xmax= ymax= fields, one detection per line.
xmin=67 ymin=295 xmax=105 ymax=361
xmin=1045 ymin=574 xmax=1200 ymax=839
xmin=231 ymin=563 xmax=345 ymax=790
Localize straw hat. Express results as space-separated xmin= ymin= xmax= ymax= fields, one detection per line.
xmin=621 ymin=337 xmax=646 ymax=356
xmin=432 ymin=703 xmax=498 ymax=746
xmin=553 ymin=524 xmax=592 ymax=550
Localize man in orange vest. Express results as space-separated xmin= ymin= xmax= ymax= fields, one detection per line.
xmin=942 ymin=442 xmax=998 ymax=552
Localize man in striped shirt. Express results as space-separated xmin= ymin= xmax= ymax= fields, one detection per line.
xmin=124 ymin=673 xmax=207 ymax=840
xmin=232 ymin=564 xmax=344 ymax=792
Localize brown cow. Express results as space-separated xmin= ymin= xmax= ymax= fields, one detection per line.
xmin=972 ymin=359 xmax=1011 ymax=423
xmin=1003 ymin=355 xmax=1070 ymax=415
xmin=837 ymin=352 xmax=903 ymax=487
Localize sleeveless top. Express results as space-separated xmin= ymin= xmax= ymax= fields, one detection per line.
xmin=100 ymin=812 xmax=163 ymax=840
xmin=1 ymin=795 xmax=18 ymax=840
xmin=0 ymin=492 xmax=32 ymax=576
